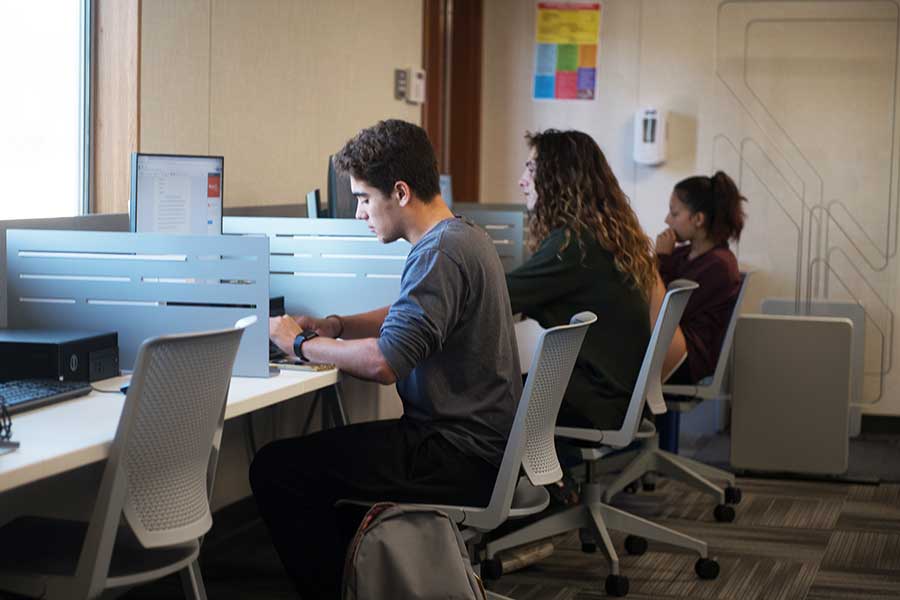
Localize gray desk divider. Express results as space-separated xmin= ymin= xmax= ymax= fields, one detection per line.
xmin=452 ymin=203 xmax=527 ymax=272
xmin=761 ymin=298 xmax=865 ymax=437
xmin=6 ymin=229 xmax=270 ymax=377
xmin=224 ymin=217 xmax=410 ymax=317
xmin=0 ymin=214 xmax=129 ymax=327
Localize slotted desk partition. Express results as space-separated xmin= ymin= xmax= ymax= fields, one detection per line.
xmin=453 ymin=203 xmax=527 ymax=272
xmin=224 ymin=217 xmax=410 ymax=317
xmin=5 ymin=230 xmax=270 ymax=377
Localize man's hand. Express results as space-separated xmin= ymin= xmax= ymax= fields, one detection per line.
xmin=292 ymin=315 xmax=342 ymax=338
xmin=270 ymin=316 xmax=302 ymax=357
xmin=655 ymin=228 xmax=677 ymax=255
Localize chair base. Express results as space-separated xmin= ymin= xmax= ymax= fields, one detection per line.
xmin=484 ymin=497 xmax=709 ymax=578
xmin=596 ymin=438 xmax=736 ymax=506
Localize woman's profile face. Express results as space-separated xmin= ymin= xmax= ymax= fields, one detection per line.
xmin=519 ymin=152 xmax=539 ymax=210
xmin=665 ymin=193 xmax=703 ymax=242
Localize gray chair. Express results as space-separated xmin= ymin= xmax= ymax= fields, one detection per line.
xmin=339 ymin=312 xmax=597 ymax=600
xmin=485 ymin=280 xmax=719 ymax=597
xmin=640 ymin=271 xmax=753 ymax=516
xmin=0 ymin=322 xmax=248 ymax=600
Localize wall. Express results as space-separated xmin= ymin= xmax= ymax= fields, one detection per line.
xmin=137 ymin=0 xmax=422 ymax=211
xmin=481 ymin=0 xmax=900 ymax=417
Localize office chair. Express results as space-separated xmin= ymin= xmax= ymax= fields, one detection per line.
xmin=485 ymin=280 xmax=719 ymax=597
xmin=340 ymin=312 xmax=597 ymax=600
xmin=0 ymin=322 xmax=248 ymax=600
xmin=629 ymin=271 xmax=753 ymax=515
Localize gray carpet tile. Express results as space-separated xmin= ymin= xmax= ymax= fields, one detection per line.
xmin=116 ymin=475 xmax=900 ymax=599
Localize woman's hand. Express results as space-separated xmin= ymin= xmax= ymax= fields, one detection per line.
xmin=655 ymin=228 xmax=677 ymax=255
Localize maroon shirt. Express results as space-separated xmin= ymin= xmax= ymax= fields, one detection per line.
xmin=658 ymin=243 xmax=741 ymax=382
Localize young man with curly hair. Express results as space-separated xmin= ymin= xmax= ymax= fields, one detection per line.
xmin=253 ymin=119 xmax=521 ymax=598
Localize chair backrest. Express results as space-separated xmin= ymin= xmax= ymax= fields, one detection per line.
xmin=473 ymin=311 xmax=595 ymax=529
xmin=706 ymin=271 xmax=752 ymax=394
xmin=118 ymin=326 xmax=244 ymax=547
xmin=602 ymin=280 xmax=697 ymax=447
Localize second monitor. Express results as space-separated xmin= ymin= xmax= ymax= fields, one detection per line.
xmin=130 ymin=153 xmax=224 ymax=234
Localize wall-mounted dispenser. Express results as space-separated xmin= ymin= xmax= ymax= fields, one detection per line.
xmin=633 ymin=107 xmax=667 ymax=166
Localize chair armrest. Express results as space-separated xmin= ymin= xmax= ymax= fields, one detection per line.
xmin=662 ymin=384 xmax=699 ymax=397
xmin=555 ymin=427 xmax=604 ymax=443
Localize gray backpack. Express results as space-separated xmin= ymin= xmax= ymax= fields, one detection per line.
xmin=342 ymin=502 xmax=487 ymax=600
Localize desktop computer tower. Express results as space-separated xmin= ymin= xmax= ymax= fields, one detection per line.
xmin=0 ymin=330 xmax=119 ymax=382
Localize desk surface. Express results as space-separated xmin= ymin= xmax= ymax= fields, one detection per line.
xmin=0 ymin=368 xmax=338 ymax=494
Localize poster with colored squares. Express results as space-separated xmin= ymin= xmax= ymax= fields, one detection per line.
xmin=533 ymin=2 xmax=601 ymax=100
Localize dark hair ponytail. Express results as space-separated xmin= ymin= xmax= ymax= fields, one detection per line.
xmin=673 ymin=170 xmax=746 ymax=244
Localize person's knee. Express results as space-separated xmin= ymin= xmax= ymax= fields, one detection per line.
xmin=249 ymin=440 xmax=284 ymax=495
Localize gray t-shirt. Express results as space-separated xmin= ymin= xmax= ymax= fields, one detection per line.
xmin=377 ymin=217 xmax=522 ymax=467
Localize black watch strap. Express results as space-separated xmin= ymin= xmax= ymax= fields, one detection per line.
xmin=293 ymin=330 xmax=319 ymax=362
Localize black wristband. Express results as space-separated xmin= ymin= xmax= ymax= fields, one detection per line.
xmin=293 ymin=330 xmax=319 ymax=362
xmin=325 ymin=314 xmax=345 ymax=338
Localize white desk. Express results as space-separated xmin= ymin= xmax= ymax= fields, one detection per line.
xmin=0 ymin=368 xmax=338 ymax=495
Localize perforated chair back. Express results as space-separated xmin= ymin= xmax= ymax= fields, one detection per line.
xmin=663 ymin=271 xmax=751 ymax=401
xmin=455 ymin=311 xmax=595 ymax=530
xmin=707 ymin=270 xmax=751 ymax=394
xmin=519 ymin=311 xmax=596 ymax=485
xmin=596 ymin=280 xmax=697 ymax=447
xmin=115 ymin=326 xmax=244 ymax=548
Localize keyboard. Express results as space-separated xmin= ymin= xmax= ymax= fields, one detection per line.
xmin=0 ymin=379 xmax=93 ymax=415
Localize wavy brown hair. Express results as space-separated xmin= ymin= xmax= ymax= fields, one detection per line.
xmin=526 ymin=129 xmax=657 ymax=299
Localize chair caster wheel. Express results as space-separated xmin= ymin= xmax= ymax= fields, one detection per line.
xmin=714 ymin=504 xmax=735 ymax=522
xmin=581 ymin=542 xmax=597 ymax=553
xmin=695 ymin=557 xmax=720 ymax=580
xmin=625 ymin=481 xmax=639 ymax=494
xmin=605 ymin=574 xmax=630 ymax=597
xmin=624 ymin=535 xmax=648 ymax=555
xmin=725 ymin=486 xmax=742 ymax=505
xmin=482 ymin=558 xmax=503 ymax=580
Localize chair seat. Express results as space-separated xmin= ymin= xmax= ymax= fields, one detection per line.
xmin=0 ymin=516 xmax=198 ymax=583
xmin=507 ymin=478 xmax=550 ymax=519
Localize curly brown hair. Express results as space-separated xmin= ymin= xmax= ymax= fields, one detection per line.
xmin=525 ymin=129 xmax=657 ymax=299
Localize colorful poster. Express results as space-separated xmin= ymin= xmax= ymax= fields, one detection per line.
xmin=533 ymin=3 xmax=601 ymax=100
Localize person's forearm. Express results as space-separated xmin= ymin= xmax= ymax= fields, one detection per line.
xmin=336 ymin=306 xmax=390 ymax=339
xmin=300 ymin=336 xmax=396 ymax=384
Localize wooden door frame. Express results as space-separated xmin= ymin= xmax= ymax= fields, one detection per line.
xmin=422 ymin=0 xmax=483 ymax=202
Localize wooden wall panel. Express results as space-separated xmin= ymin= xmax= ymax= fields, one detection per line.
xmin=135 ymin=0 xmax=421 ymax=209
xmin=139 ymin=0 xmax=210 ymax=155
xmin=92 ymin=0 xmax=140 ymax=214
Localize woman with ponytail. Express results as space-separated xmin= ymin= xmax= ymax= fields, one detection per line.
xmin=506 ymin=129 xmax=656 ymax=432
xmin=655 ymin=171 xmax=746 ymax=385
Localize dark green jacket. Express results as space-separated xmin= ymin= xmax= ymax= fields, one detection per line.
xmin=506 ymin=228 xmax=650 ymax=430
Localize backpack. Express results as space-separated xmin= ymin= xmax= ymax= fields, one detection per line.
xmin=342 ymin=502 xmax=488 ymax=600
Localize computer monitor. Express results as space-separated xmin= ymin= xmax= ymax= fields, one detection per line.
xmin=129 ymin=153 xmax=224 ymax=234
xmin=306 ymin=189 xmax=321 ymax=219
xmin=327 ymin=154 xmax=357 ymax=218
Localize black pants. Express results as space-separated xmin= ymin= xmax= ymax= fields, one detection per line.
xmin=249 ymin=417 xmax=498 ymax=599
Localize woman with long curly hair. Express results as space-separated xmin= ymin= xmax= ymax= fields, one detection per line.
xmin=506 ymin=129 xmax=657 ymax=431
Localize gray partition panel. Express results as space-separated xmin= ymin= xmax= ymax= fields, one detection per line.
xmin=761 ymin=298 xmax=865 ymax=406
xmin=6 ymin=229 xmax=269 ymax=377
xmin=0 ymin=214 xmax=130 ymax=327
xmin=224 ymin=217 xmax=410 ymax=317
xmin=453 ymin=203 xmax=527 ymax=272
xmin=731 ymin=314 xmax=851 ymax=475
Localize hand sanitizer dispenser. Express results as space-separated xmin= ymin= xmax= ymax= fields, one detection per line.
xmin=633 ymin=107 xmax=667 ymax=166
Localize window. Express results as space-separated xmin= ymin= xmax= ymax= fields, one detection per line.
xmin=0 ymin=0 xmax=90 ymax=221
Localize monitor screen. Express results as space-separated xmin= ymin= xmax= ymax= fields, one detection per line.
xmin=327 ymin=154 xmax=356 ymax=218
xmin=129 ymin=153 xmax=224 ymax=234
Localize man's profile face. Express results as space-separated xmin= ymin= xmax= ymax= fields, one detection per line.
xmin=352 ymin=177 xmax=402 ymax=243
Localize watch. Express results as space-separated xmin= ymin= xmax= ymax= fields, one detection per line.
xmin=293 ymin=330 xmax=319 ymax=362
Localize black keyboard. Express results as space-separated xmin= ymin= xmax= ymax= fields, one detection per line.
xmin=0 ymin=379 xmax=93 ymax=415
